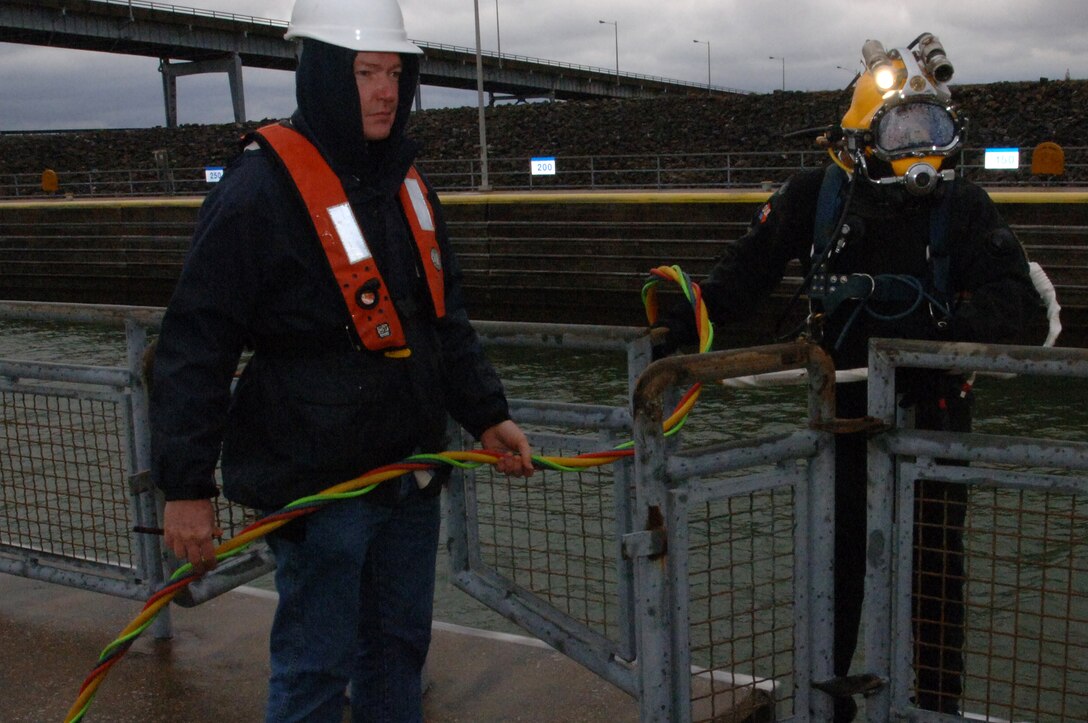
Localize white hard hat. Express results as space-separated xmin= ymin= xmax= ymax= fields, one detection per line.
xmin=285 ymin=0 xmax=423 ymax=54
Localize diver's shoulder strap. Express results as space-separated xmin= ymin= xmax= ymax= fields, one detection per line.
xmin=928 ymin=179 xmax=957 ymax=297
xmin=812 ymin=164 xmax=850 ymax=256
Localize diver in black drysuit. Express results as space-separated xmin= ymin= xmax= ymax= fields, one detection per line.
xmin=655 ymin=159 xmax=1044 ymax=719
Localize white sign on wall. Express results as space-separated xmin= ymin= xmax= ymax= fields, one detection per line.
xmin=984 ymin=148 xmax=1020 ymax=170
xmin=204 ymin=166 xmax=225 ymax=183
xmin=530 ymin=157 xmax=556 ymax=176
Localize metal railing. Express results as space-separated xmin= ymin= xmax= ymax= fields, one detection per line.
xmin=865 ymin=339 xmax=1088 ymax=722
xmin=421 ymin=150 xmax=831 ymax=191
xmin=4 ymin=147 xmax=1084 ymax=199
xmin=91 ymin=0 xmax=287 ymax=28
xmin=418 ymin=38 xmax=751 ymax=95
xmin=0 ymin=151 xmax=818 ymax=198
xmin=2 ymin=301 xmax=1087 ymax=721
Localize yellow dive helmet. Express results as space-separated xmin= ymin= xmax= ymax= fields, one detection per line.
xmin=839 ymin=33 xmax=964 ymax=195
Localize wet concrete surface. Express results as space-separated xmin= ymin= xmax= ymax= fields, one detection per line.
xmin=0 ymin=573 xmax=639 ymax=722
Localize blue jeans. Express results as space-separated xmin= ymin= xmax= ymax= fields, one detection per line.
xmin=264 ymin=475 xmax=442 ymax=723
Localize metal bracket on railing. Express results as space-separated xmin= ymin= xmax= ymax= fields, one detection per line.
xmin=621 ymin=528 xmax=668 ymax=560
xmin=127 ymin=470 xmax=154 ymax=495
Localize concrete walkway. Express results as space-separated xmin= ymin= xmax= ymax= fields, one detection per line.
xmin=0 ymin=573 xmax=639 ymax=722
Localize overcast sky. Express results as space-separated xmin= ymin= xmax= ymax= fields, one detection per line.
xmin=1 ymin=0 xmax=1085 ymax=130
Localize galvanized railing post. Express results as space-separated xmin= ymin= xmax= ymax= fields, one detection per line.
xmin=125 ymin=319 xmax=172 ymax=638
xmin=863 ymin=342 xmax=897 ymax=723
xmin=802 ymin=347 xmax=838 ymax=721
xmin=630 ymin=356 xmax=677 ymax=721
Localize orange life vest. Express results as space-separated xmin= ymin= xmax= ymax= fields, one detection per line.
xmin=253 ymin=123 xmax=446 ymax=357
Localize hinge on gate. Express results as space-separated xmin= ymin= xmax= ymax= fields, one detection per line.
xmin=812 ymin=673 xmax=886 ymax=699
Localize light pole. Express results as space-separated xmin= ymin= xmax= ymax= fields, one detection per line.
xmin=598 ymin=19 xmax=618 ymax=83
xmin=495 ymin=0 xmax=501 ymax=68
xmin=835 ymin=64 xmax=859 ymax=85
xmin=769 ymin=55 xmax=785 ymax=91
xmin=473 ymin=0 xmax=490 ymax=190
xmin=693 ymin=39 xmax=710 ymax=93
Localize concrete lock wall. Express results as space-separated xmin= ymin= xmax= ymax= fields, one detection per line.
xmin=0 ymin=190 xmax=1085 ymax=347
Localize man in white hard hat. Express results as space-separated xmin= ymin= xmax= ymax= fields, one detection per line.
xmin=149 ymin=1 xmax=534 ymax=720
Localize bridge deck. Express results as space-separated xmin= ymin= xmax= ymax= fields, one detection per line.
xmin=0 ymin=0 xmax=744 ymax=109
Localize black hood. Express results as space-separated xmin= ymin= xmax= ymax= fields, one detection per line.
xmin=292 ymin=38 xmax=420 ymax=186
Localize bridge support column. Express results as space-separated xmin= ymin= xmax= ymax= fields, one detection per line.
xmin=159 ymin=53 xmax=247 ymax=128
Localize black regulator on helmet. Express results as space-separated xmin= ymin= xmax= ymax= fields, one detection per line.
xmin=836 ymin=32 xmax=965 ymax=196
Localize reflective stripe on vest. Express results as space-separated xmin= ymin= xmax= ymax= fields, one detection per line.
xmin=254 ymin=123 xmax=446 ymax=354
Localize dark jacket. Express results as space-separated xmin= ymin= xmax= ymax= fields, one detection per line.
xmin=150 ymin=41 xmax=510 ymax=510
xmin=664 ymin=166 xmax=1045 ymax=370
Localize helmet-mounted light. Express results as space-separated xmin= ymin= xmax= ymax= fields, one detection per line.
xmin=861 ymin=39 xmax=897 ymax=91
